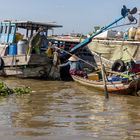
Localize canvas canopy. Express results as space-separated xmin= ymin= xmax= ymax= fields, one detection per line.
xmin=88 ymin=39 xmax=140 ymax=63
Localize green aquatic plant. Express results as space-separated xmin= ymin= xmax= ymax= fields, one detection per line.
xmin=0 ymin=82 xmax=13 ymax=96
xmin=0 ymin=81 xmax=31 ymax=96
xmin=13 ymin=87 xmax=32 ymax=95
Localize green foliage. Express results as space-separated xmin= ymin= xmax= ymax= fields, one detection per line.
xmin=0 ymin=81 xmax=31 ymax=96
xmin=0 ymin=82 xmax=13 ymax=96
xmin=13 ymin=87 xmax=32 ymax=95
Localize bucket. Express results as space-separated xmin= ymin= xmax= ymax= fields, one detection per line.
xmin=8 ymin=44 xmax=17 ymax=55
xmin=128 ymin=27 xmax=137 ymax=40
xmin=135 ymin=27 xmax=140 ymax=41
xmin=17 ymin=39 xmax=28 ymax=55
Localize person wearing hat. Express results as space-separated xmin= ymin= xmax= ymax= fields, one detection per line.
xmin=59 ymin=54 xmax=87 ymax=78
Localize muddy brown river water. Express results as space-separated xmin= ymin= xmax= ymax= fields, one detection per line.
xmin=0 ymin=78 xmax=140 ymax=140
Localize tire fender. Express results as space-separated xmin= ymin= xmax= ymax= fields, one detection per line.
xmin=111 ymin=59 xmax=126 ymax=72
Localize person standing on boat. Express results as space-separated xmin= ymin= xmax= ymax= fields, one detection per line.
xmin=39 ymin=31 xmax=48 ymax=51
xmin=28 ymin=27 xmax=46 ymax=54
xmin=53 ymin=46 xmax=61 ymax=67
xmin=59 ymin=54 xmax=87 ymax=78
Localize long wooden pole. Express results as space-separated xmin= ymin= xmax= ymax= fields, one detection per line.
xmin=99 ymin=54 xmax=109 ymax=99
xmin=56 ymin=46 xmax=133 ymax=80
xmin=56 ymin=46 xmax=97 ymax=69
xmin=123 ymin=48 xmax=136 ymax=63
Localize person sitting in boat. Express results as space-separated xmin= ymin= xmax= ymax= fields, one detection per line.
xmin=59 ymin=54 xmax=87 ymax=78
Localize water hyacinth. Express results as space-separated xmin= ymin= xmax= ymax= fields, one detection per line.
xmin=0 ymin=81 xmax=31 ymax=96
xmin=13 ymin=87 xmax=32 ymax=95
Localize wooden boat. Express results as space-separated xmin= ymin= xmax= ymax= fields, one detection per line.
xmin=71 ymin=74 xmax=140 ymax=94
xmin=0 ymin=20 xmax=62 ymax=79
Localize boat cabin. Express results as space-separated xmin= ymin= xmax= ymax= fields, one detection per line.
xmin=0 ymin=20 xmax=62 ymax=56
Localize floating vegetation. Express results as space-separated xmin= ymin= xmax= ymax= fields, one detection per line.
xmin=13 ymin=87 xmax=32 ymax=95
xmin=0 ymin=82 xmax=31 ymax=96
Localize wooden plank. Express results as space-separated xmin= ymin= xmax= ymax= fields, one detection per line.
xmin=2 ymin=54 xmax=51 ymax=66
xmin=2 ymin=55 xmax=30 ymax=66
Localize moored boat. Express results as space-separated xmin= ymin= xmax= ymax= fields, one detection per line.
xmin=71 ymin=74 xmax=140 ymax=95
xmin=0 ymin=20 xmax=62 ymax=79
xmin=88 ymin=36 xmax=140 ymax=68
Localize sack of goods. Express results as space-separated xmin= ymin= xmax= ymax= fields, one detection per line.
xmin=135 ymin=27 xmax=140 ymax=41
xmin=128 ymin=27 xmax=137 ymax=40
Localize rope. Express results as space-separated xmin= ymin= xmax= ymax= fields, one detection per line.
xmin=55 ymin=46 xmax=97 ymax=69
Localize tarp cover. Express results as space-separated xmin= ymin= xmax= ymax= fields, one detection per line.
xmin=88 ymin=39 xmax=140 ymax=63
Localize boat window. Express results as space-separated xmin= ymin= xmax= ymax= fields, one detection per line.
xmin=9 ymin=26 xmax=12 ymax=34
xmin=0 ymin=26 xmax=3 ymax=33
xmin=10 ymin=26 xmax=15 ymax=34
xmin=5 ymin=26 xmax=8 ymax=34
xmin=2 ymin=26 xmax=5 ymax=33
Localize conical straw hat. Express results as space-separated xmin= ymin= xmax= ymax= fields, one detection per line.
xmin=68 ymin=54 xmax=78 ymax=61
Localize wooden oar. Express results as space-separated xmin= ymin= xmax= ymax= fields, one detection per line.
xmin=106 ymin=70 xmax=132 ymax=79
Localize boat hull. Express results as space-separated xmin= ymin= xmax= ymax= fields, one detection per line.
xmin=72 ymin=75 xmax=139 ymax=94
xmin=0 ymin=54 xmax=60 ymax=79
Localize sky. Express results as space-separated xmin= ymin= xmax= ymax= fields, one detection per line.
xmin=0 ymin=0 xmax=139 ymax=34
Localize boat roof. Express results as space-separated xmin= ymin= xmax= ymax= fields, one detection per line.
xmin=1 ymin=20 xmax=63 ymax=30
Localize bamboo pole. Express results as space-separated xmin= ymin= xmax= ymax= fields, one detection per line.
xmin=55 ymin=46 xmax=97 ymax=69
xmin=99 ymin=54 xmax=109 ymax=99
xmin=123 ymin=48 xmax=136 ymax=63
xmin=56 ymin=46 xmax=132 ymax=79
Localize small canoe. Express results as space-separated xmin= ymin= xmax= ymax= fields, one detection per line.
xmin=71 ymin=75 xmax=140 ymax=94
